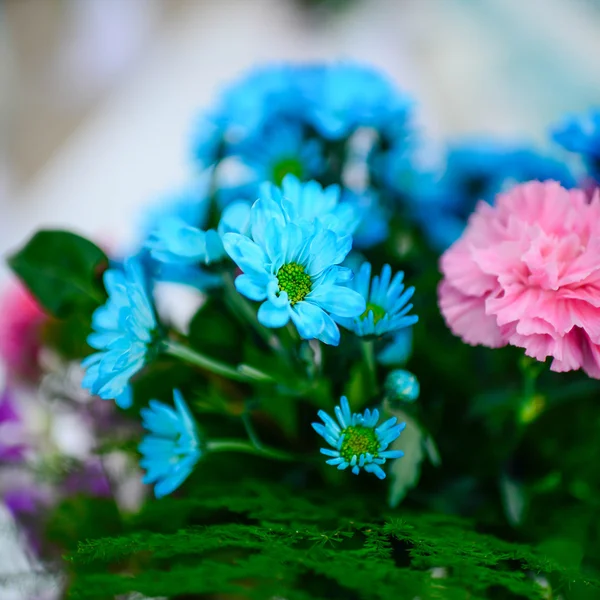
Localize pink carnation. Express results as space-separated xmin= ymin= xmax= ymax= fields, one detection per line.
xmin=0 ymin=281 xmax=47 ymax=381
xmin=438 ymin=181 xmax=600 ymax=378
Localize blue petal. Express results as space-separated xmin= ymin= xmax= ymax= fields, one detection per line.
xmin=235 ymin=274 xmax=268 ymax=301
xmin=307 ymin=283 xmax=365 ymax=318
xmin=257 ymin=300 xmax=291 ymax=328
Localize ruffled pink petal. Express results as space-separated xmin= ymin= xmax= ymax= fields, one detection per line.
xmin=438 ymin=281 xmax=506 ymax=348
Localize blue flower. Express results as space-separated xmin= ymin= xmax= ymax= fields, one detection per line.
xmin=552 ymin=109 xmax=600 ymax=158
xmin=407 ymin=140 xmax=576 ymax=250
xmin=236 ymin=121 xmax=325 ymax=187
xmin=335 ymin=262 xmax=418 ymax=338
xmin=384 ymin=370 xmax=420 ymax=403
xmin=142 ymin=182 xmax=225 ymax=266
xmin=312 ymin=396 xmax=405 ymax=479
xmin=139 ymin=389 xmax=201 ymax=498
xmin=261 ymin=175 xmax=361 ymax=238
xmin=81 ymin=257 xmax=157 ymax=408
xmin=222 ymin=193 xmax=366 ymax=345
xmin=146 ymin=220 xmax=224 ymax=266
xmin=552 ymin=109 xmax=600 ymax=180
xmin=299 ymin=63 xmax=412 ymax=140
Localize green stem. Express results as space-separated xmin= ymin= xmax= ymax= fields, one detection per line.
xmin=164 ymin=340 xmax=274 ymax=384
xmin=242 ymin=412 xmax=263 ymax=450
xmin=206 ymin=439 xmax=296 ymax=462
xmin=361 ymin=339 xmax=378 ymax=396
xmin=223 ymin=272 xmax=285 ymax=354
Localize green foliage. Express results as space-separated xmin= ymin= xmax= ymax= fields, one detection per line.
xmin=64 ymin=480 xmax=599 ymax=600
xmin=8 ymin=230 xmax=108 ymax=318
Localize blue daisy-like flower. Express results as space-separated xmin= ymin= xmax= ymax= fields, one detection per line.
xmin=335 ymin=262 xmax=418 ymax=338
xmin=236 ymin=121 xmax=325 ymax=187
xmin=261 ymin=174 xmax=361 ymax=238
xmin=552 ymin=109 xmax=600 ymax=180
xmin=312 ymin=396 xmax=405 ymax=479
xmin=552 ymin=109 xmax=600 ymax=158
xmin=81 ymin=257 xmax=157 ymax=408
xmin=222 ymin=190 xmax=365 ymax=345
xmin=139 ymin=389 xmax=201 ymax=498
xmin=405 ymin=141 xmax=576 ymax=251
xmin=299 ymin=63 xmax=411 ymax=140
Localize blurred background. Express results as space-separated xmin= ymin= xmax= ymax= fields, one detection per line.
xmin=1 ymin=0 xmax=600 ymax=282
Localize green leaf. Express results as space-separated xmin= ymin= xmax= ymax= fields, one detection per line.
xmin=388 ymin=410 xmax=425 ymax=508
xmin=8 ymin=230 xmax=108 ymax=318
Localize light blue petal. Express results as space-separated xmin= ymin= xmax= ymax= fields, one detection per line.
xmin=307 ymin=283 xmax=365 ymax=318
xmin=257 ymin=300 xmax=291 ymax=328
xmin=235 ymin=274 xmax=268 ymax=301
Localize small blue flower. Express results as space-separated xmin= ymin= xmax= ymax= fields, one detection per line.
xmin=407 ymin=141 xmax=576 ymax=250
xmin=261 ymin=174 xmax=361 ymax=238
xmin=142 ymin=182 xmax=225 ymax=266
xmin=299 ymin=63 xmax=412 ymax=140
xmin=139 ymin=389 xmax=201 ymax=498
xmin=335 ymin=262 xmax=418 ymax=338
xmin=146 ymin=220 xmax=225 ymax=266
xmin=552 ymin=109 xmax=600 ymax=159
xmin=222 ymin=189 xmax=366 ymax=345
xmin=552 ymin=109 xmax=600 ymax=180
xmin=236 ymin=121 xmax=325 ymax=187
xmin=384 ymin=370 xmax=420 ymax=403
xmin=312 ymin=396 xmax=405 ymax=479
xmin=81 ymin=257 xmax=157 ymax=408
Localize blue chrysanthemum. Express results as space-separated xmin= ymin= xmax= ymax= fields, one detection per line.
xmin=139 ymin=389 xmax=201 ymax=498
xmin=552 ymin=109 xmax=600 ymax=180
xmin=299 ymin=63 xmax=411 ymax=140
xmin=236 ymin=121 xmax=325 ymax=187
xmin=222 ymin=191 xmax=366 ymax=345
xmin=335 ymin=262 xmax=417 ymax=338
xmin=406 ymin=140 xmax=576 ymax=251
xmin=142 ymin=182 xmax=225 ymax=267
xmin=261 ymin=174 xmax=361 ymax=237
xmin=81 ymin=257 xmax=157 ymax=408
xmin=552 ymin=109 xmax=600 ymax=158
xmin=312 ymin=396 xmax=405 ymax=479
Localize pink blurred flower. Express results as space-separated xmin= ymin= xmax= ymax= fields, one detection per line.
xmin=438 ymin=181 xmax=600 ymax=378
xmin=0 ymin=281 xmax=47 ymax=381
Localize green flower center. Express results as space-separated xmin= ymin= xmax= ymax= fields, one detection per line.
xmin=276 ymin=262 xmax=311 ymax=305
xmin=361 ymin=302 xmax=387 ymax=324
xmin=340 ymin=425 xmax=380 ymax=462
xmin=272 ymin=157 xmax=304 ymax=186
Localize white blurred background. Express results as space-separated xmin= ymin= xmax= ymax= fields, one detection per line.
xmin=0 ymin=0 xmax=599 ymax=272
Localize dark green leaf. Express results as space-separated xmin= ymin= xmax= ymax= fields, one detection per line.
xmin=8 ymin=230 xmax=108 ymax=318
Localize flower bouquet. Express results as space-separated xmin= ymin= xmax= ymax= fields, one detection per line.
xmin=5 ymin=63 xmax=600 ymax=599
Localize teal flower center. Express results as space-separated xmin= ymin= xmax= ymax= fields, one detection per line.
xmin=340 ymin=425 xmax=380 ymax=462
xmin=361 ymin=302 xmax=387 ymax=324
xmin=276 ymin=262 xmax=311 ymax=305
xmin=272 ymin=157 xmax=304 ymax=186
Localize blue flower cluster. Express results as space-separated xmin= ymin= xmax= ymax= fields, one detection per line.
xmin=313 ymin=396 xmax=405 ymax=479
xmin=80 ymin=63 xmax=422 ymax=498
